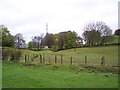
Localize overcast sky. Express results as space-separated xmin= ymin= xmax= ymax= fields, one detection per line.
xmin=0 ymin=0 xmax=118 ymax=43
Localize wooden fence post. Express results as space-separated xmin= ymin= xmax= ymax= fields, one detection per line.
xmin=85 ymin=56 xmax=87 ymax=64
xmin=61 ymin=54 xmax=63 ymax=64
xmin=31 ymin=55 xmax=33 ymax=62
xmin=43 ymin=53 xmax=45 ymax=63
xmin=28 ymin=54 xmax=29 ymax=61
xmin=70 ymin=56 xmax=72 ymax=65
xmin=40 ymin=54 xmax=42 ymax=63
xmin=25 ymin=55 xmax=27 ymax=62
xmin=101 ymin=56 xmax=105 ymax=66
xmin=55 ymin=55 xmax=57 ymax=64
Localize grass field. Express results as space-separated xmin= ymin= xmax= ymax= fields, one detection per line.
xmin=20 ymin=45 xmax=118 ymax=66
xmin=2 ymin=45 xmax=119 ymax=88
xmin=2 ymin=62 xmax=118 ymax=88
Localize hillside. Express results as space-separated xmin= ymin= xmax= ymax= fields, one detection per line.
xmin=18 ymin=45 xmax=119 ymax=66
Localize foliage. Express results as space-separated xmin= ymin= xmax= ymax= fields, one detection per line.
xmin=14 ymin=33 xmax=26 ymax=48
xmin=28 ymin=41 xmax=35 ymax=49
xmin=51 ymin=45 xmax=59 ymax=52
xmin=83 ymin=30 xmax=101 ymax=46
xmin=32 ymin=34 xmax=43 ymax=48
xmin=58 ymin=31 xmax=68 ymax=49
xmin=114 ymin=29 xmax=120 ymax=36
xmin=64 ymin=31 xmax=77 ymax=49
xmin=0 ymin=25 xmax=15 ymax=47
xmin=2 ymin=47 xmax=22 ymax=61
xmin=44 ymin=33 xmax=54 ymax=48
xmin=82 ymin=21 xmax=113 ymax=46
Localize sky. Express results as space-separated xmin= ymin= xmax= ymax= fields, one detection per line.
xmin=0 ymin=0 xmax=118 ymax=43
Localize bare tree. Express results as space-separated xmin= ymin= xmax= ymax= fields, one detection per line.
xmin=32 ymin=34 xmax=44 ymax=48
xmin=14 ymin=33 xmax=26 ymax=48
xmin=83 ymin=21 xmax=112 ymax=46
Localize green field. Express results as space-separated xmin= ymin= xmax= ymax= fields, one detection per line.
xmin=20 ymin=45 xmax=118 ymax=66
xmin=2 ymin=62 xmax=118 ymax=88
xmin=2 ymin=45 xmax=119 ymax=88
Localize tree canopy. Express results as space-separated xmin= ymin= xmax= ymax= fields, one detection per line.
xmin=82 ymin=21 xmax=113 ymax=46
xmin=0 ymin=25 xmax=15 ymax=47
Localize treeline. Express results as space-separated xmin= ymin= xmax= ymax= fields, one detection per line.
xmin=28 ymin=31 xmax=83 ymax=51
xmin=0 ymin=21 xmax=120 ymax=51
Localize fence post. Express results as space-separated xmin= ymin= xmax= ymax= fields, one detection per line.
xmin=85 ymin=56 xmax=87 ymax=64
xmin=31 ymin=55 xmax=33 ymax=62
xmin=55 ymin=55 xmax=57 ymax=64
xmin=61 ymin=54 xmax=63 ymax=64
xmin=25 ymin=55 xmax=27 ymax=62
xmin=40 ymin=54 xmax=42 ymax=63
xmin=101 ymin=56 xmax=105 ymax=66
xmin=43 ymin=53 xmax=45 ymax=63
xmin=70 ymin=56 xmax=72 ymax=65
xmin=28 ymin=54 xmax=29 ymax=61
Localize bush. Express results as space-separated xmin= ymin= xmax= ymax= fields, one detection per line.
xmin=10 ymin=49 xmax=22 ymax=61
xmin=29 ymin=48 xmax=43 ymax=51
xmin=51 ymin=45 xmax=59 ymax=52
xmin=2 ymin=47 xmax=22 ymax=61
xmin=2 ymin=48 xmax=9 ymax=60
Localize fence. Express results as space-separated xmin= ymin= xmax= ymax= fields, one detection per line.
xmin=23 ymin=53 xmax=107 ymax=66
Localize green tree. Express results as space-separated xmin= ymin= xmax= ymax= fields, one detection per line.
xmin=83 ymin=30 xmax=101 ymax=46
xmin=28 ymin=41 xmax=35 ymax=49
xmin=58 ymin=31 xmax=68 ymax=49
xmin=0 ymin=25 xmax=15 ymax=47
xmin=83 ymin=21 xmax=113 ymax=46
xmin=64 ymin=31 xmax=77 ymax=49
xmin=52 ymin=34 xmax=59 ymax=49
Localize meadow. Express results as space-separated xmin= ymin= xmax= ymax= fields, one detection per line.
xmin=21 ymin=45 xmax=118 ymax=66
xmin=2 ymin=62 xmax=118 ymax=88
xmin=2 ymin=45 xmax=119 ymax=88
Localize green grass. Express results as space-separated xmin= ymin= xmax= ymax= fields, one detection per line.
xmin=2 ymin=62 xmax=118 ymax=88
xmin=2 ymin=45 xmax=119 ymax=88
xmin=107 ymin=36 xmax=120 ymax=44
xmin=20 ymin=45 xmax=118 ymax=66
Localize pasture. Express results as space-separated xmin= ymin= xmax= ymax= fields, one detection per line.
xmin=2 ymin=62 xmax=118 ymax=88
xmin=2 ymin=45 xmax=119 ymax=88
xmin=21 ymin=45 xmax=118 ymax=66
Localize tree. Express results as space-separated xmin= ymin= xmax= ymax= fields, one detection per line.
xmin=64 ymin=31 xmax=77 ymax=49
xmin=58 ymin=31 xmax=68 ymax=49
xmin=0 ymin=25 xmax=15 ymax=47
xmin=14 ymin=33 xmax=26 ymax=48
xmin=52 ymin=34 xmax=59 ymax=50
xmin=82 ymin=21 xmax=113 ymax=46
xmin=44 ymin=33 xmax=54 ymax=48
xmin=83 ymin=30 xmax=101 ymax=46
xmin=114 ymin=29 xmax=120 ymax=36
xmin=32 ymin=34 xmax=43 ymax=48
xmin=28 ymin=41 xmax=35 ymax=49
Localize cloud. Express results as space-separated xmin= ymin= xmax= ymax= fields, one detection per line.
xmin=0 ymin=0 xmax=118 ymax=43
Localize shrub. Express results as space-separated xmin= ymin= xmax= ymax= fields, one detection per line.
xmin=10 ymin=49 xmax=22 ymax=61
xmin=2 ymin=48 xmax=9 ymax=60
xmin=51 ymin=45 xmax=59 ymax=52
xmin=2 ymin=47 xmax=22 ymax=61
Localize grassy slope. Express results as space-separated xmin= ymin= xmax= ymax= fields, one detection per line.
xmin=20 ymin=45 xmax=118 ymax=66
xmin=2 ymin=63 xmax=118 ymax=88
